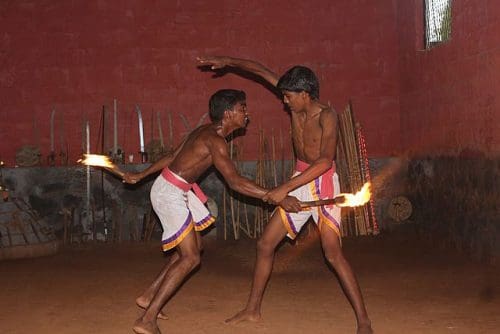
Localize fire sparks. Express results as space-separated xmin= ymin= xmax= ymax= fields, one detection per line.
xmin=336 ymin=182 xmax=371 ymax=207
xmin=77 ymin=154 xmax=125 ymax=178
xmin=78 ymin=154 xmax=114 ymax=168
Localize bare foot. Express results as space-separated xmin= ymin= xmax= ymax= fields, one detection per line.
xmin=357 ymin=323 xmax=374 ymax=334
xmin=133 ymin=318 xmax=161 ymax=334
xmin=224 ymin=309 xmax=261 ymax=324
xmin=136 ymin=297 xmax=168 ymax=320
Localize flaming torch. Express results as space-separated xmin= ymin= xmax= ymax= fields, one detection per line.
xmin=300 ymin=182 xmax=371 ymax=208
xmin=78 ymin=154 xmax=125 ymax=178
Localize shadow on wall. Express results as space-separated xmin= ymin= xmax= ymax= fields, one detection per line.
xmin=407 ymin=156 xmax=500 ymax=263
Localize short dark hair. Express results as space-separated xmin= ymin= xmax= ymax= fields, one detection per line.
xmin=209 ymin=89 xmax=246 ymax=122
xmin=277 ymin=66 xmax=319 ymax=100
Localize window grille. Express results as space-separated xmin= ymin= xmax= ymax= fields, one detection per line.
xmin=425 ymin=0 xmax=452 ymax=48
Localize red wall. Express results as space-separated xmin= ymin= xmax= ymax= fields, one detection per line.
xmin=397 ymin=0 xmax=500 ymax=158
xmin=0 ymin=0 xmax=401 ymax=166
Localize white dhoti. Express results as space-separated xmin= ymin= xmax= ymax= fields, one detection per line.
xmin=278 ymin=161 xmax=341 ymax=239
xmin=150 ymin=168 xmax=215 ymax=251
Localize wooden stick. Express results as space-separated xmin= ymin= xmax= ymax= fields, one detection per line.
xmin=91 ymin=201 xmax=97 ymax=242
xmin=113 ymin=98 xmax=118 ymax=156
xmin=102 ymin=165 xmax=125 ymax=178
xmin=195 ymin=112 xmax=209 ymax=128
xmin=280 ymin=128 xmax=285 ymax=183
xmin=179 ymin=113 xmax=191 ymax=131
xmin=300 ymin=195 xmax=346 ymax=208
xmin=167 ymin=110 xmax=173 ymax=150
xmin=271 ymin=128 xmax=277 ymax=187
xmin=157 ymin=111 xmax=164 ymax=149
xmin=223 ymin=188 xmax=227 ymax=241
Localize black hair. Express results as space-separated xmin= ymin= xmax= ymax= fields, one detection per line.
xmin=277 ymin=66 xmax=319 ymax=100
xmin=209 ymin=89 xmax=246 ymax=122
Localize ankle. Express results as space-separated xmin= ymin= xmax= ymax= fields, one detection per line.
xmin=357 ymin=317 xmax=371 ymax=327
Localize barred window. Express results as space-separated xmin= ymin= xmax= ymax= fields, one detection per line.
xmin=425 ymin=0 xmax=452 ymax=48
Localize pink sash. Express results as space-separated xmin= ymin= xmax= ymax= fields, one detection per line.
xmin=295 ymin=159 xmax=336 ymax=200
xmin=161 ymin=167 xmax=208 ymax=203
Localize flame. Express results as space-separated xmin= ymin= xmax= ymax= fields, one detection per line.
xmin=77 ymin=154 xmax=114 ymax=168
xmin=336 ymin=182 xmax=371 ymax=207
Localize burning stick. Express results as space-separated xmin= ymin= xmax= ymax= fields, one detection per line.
xmin=300 ymin=182 xmax=371 ymax=208
xmin=78 ymin=154 xmax=125 ymax=178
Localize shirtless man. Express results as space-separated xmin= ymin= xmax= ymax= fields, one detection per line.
xmin=123 ymin=89 xmax=301 ymax=334
xmin=197 ymin=56 xmax=373 ymax=334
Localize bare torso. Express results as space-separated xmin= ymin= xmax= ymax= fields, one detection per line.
xmin=291 ymin=102 xmax=334 ymax=164
xmin=168 ymin=124 xmax=222 ymax=183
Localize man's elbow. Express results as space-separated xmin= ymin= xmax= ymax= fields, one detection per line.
xmin=226 ymin=177 xmax=241 ymax=192
xmin=317 ymin=158 xmax=333 ymax=172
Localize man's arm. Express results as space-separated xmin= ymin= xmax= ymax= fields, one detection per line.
xmin=210 ymin=137 xmax=268 ymax=198
xmin=263 ymin=108 xmax=338 ymax=203
xmin=210 ymin=137 xmax=302 ymax=212
xmin=197 ymin=56 xmax=280 ymax=87
xmin=122 ymin=142 xmax=185 ymax=184
xmin=122 ymin=153 xmax=174 ymax=184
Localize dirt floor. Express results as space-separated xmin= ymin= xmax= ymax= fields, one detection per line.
xmin=1 ymin=232 xmax=499 ymax=334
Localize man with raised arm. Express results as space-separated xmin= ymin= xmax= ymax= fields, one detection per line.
xmin=197 ymin=56 xmax=373 ymax=334
xmin=123 ymin=89 xmax=301 ymax=334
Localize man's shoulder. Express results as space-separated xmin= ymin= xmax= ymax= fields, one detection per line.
xmin=197 ymin=126 xmax=225 ymax=147
xmin=316 ymin=103 xmax=336 ymax=120
xmin=316 ymin=101 xmax=335 ymax=112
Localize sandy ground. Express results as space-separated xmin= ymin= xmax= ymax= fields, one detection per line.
xmin=0 ymin=232 xmax=499 ymax=334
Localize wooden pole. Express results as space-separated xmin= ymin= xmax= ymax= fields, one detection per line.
xmin=167 ymin=110 xmax=173 ymax=151
xmin=157 ymin=111 xmax=164 ymax=150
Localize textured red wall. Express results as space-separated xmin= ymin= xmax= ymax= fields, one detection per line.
xmin=397 ymin=0 xmax=500 ymax=158
xmin=0 ymin=1 xmax=400 ymax=166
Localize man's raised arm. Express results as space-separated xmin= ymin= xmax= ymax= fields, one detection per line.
xmin=197 ymin=56 xmax=280 ymax=87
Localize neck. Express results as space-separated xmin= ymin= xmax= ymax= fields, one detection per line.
xmin=214 ymin=122 xmax=236 ymax=138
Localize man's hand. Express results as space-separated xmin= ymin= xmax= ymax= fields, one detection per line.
xmin=263 ymin=185 xmax=289 ymax=205
xmin=122 ymin=172 xmax=143 ymax=184
xmin=196 ymin=56 xmax=231 ymax=70
xmin=279 ymin=196 xmax=302 ymax=213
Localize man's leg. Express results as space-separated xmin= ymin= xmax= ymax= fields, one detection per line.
xmin=319 ymin=225 xmax=373 ymax=334
xmin=135 ymin=252 xmax=178 ymax=319
xmin=136 ymin=232 xmax=203 ymax=318
xmin=225 ymin=213 xmax=288 ymax=324
xmin=133 ymin=230 xmax=202 ymax=334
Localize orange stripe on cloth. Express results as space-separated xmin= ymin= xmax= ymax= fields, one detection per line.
xmin=278 ymin=208 xmax=298 ymax=239
xmin=318 ymin=213 xmax=341 ymax=238
xmin=311 ymin=174 xmax=341 ymax=239
xmin=161 ymin=223 xmax=194 ymax=251
xmin=194 ymin=215 xmax=216 ymax=232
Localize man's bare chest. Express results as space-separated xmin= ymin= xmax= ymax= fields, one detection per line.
xmin=291 ymin=118 xmax=323 ymax=154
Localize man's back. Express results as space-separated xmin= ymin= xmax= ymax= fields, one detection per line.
xmin=168 ymin=124 xmax=222 ymax=183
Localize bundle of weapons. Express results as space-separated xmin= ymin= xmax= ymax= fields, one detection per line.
xmin=221 ymin=127 xmax=288 ymax=240
xmin=337 ymin=102 xmax=378 ymax=236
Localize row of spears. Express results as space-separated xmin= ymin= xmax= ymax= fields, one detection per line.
xmin=14 ymin=99 xmax=209 ymax=168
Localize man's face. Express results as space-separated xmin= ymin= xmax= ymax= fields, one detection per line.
xmin=230 ymin=101 xmax=249 ymax=127
xmin=282 ymin=90 xmax=306 ymax=112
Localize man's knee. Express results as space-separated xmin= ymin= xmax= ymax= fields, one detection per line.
xmin=182 ymin=252 xmax=201 ymax=270
xmin=256 ymin=237 xmax=275 ymax=255
xmin=323 ymin=247 xmax=344 ymax=266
